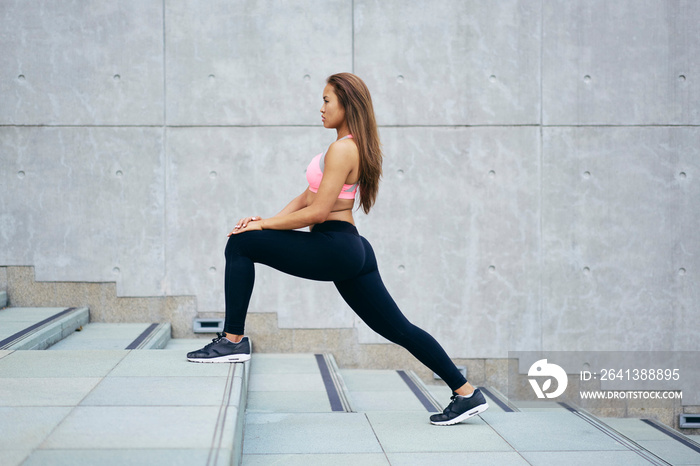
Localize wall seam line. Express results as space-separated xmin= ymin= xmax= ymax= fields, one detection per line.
xmin=162 ymin=0 xmax=168 ymax=297
xmin=538 ymin=0 xmax=545 ymax=353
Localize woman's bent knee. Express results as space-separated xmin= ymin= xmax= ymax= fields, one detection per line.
xmin=225 ymin=234 xmax=245 ymax=258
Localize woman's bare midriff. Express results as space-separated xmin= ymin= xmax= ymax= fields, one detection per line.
xmin=306 ymin=191 xmax=355 ymax=228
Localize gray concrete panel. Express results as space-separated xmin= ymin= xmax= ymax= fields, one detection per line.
xmin=541 ymin=127 xmax=700 ymax=351
xmin=165 ymin=0 xmax=352 ymax=126
xmin=543 ymin=0 xmax=700 ymax=125
xmin=354 ymin=0 xmax=541 ymax=125
xmin=0 ymin=127 xmax=165 ymax=297
xmin=165 ymin=127 xmax=355 ymax=328
xmin=354 ymin=127 xmax=541 ymax=358
xmin=0 ymin=0 xmax=164 ymax=125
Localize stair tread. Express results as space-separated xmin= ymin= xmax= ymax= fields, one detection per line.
xmin=0 ymin=306 xmax=89 ymax=350
xmin=50 ymin=322 xmax=169 ymax=350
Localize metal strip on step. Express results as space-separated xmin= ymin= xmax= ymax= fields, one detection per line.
xmin=207 ymin=363 xmax=237 ymax=466
xmin=0 ymin=307 xmax=76 ymax=350
xmin=314 ymin=354 xmax=351 ymax=412
xmin=559 ymin=402 xmax=672 ymax=466
xmin=397 ymin=370 xmax=443 ymax=412
xmin=642 ymin=418 xmax=700 ymax=455
xmin=479 ymin=386 xmax=518 ymax=412
xmin=125 ymin=323 xmax=159 ymax=350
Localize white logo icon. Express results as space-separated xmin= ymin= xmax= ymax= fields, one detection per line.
xmin=528 ymin=359 xmax=568 ymax=399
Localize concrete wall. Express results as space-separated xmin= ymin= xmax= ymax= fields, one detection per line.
xmin=1 ymin=1 xmax=698 ymax=358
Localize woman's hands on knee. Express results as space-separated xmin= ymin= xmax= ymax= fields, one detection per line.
xmin=229 ymin=216 xmax=263 ymax=236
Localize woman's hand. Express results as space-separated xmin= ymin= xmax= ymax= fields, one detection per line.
xmin=228 ymin=216 xmax=263 ymax=236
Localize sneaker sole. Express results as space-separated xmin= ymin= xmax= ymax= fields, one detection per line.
xmin=187 ymin=354 xmax=251 ymax=363
xmin=430 ymin=401 xmax=489 ymax=426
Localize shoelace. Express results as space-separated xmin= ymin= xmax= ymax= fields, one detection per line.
xmin=201 ymin=332 xmax=228 ymax=349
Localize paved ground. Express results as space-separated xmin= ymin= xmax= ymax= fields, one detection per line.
xmin=1 ymin=305 xmax=699 ymax=465
xmin=241 ymin=353 xmax=700 ymax=466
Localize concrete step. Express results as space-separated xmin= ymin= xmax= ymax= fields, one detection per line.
xmin=243 ymin=358 xmax=700 ymax=465
xmin=0 ymin=307 xmax=89 ymax=350
xmin=49 ymin=322 xmax=171 ymax=350
xmin=246 ymin=353 xmax=352 ymax=414
xmin=600 ymin=416 xmax=700 ymax=465
xmin=0 ymin=348 xmax=249 ymax=465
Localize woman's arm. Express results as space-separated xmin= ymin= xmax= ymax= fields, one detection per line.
xmin=232 ymin=141 xmax=357 ymax=234
xmin=272 ymin=190 xmax=309 ymax=218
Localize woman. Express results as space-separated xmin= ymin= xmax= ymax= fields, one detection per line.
xmin=187 ymin=73 xmax=488 ymax=425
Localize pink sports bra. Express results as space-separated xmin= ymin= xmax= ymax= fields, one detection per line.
xmin=305 ymin=135 xmax=358 ymax=199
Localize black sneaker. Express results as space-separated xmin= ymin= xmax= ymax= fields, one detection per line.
xmin=429 ymin=388 xmax=489 ymax=426
xmin=186 ymin=333 xmax=251 ymax=363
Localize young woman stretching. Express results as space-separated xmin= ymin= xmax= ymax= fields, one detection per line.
xmin=187 ymin=73 xmax=488 ymax=425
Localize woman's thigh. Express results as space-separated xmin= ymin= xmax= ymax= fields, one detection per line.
xmin=226 ymin=229 xmax=365 ymax=282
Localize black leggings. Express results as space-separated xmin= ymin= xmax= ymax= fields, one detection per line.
xmin=223 ymin=220 xmax=467 ymax=391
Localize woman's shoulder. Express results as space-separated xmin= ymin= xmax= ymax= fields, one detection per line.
xmin=324 ymin=137 xmax=359 ymax=169
xmin=328 ymin=136 xmax=358 ymax=155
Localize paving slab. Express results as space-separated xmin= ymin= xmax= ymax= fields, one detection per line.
xmin=599 ymin=417 xmax=671 ymax=441
xmin=249 ymin=372 xmax=326 ymax=392
xmin=0 ymin=407 xmax=72 ymax=450
xmin=0 ymin=350 xmax=128 ymax=378
xmin=0 ymin=449 xmax=32 ymax=466
xmin=386 ymin=451 xmax=530 ymax=466
xmin=635 ymin=440 xmax=700 ymax=465
xmin=108 ymin=348 xmax=231 ymax=377
xmin=242 ymin=453 xmax=390 ymax=465
xmin=243 ymin=413 xmax=383 ymax=455
xmin=521 ymin=450 xmax=658 ymax=466
xmin=0 ymin=377 xmax=101 ymax=407
xmin=246 ymin=390 xmax=332 ymax=413
xmin=481 ymin=411 xmax=628 ymax=452
xmin=164 ymin=337 xmax=210 ymax=351
xmin=0 ymin=350 xmax=248 ymax=465
xmin=349 ymin=389 xmax=430 ymax=412
xmin=41 ymin=405 xmax=237 ymax=450
xmin=340 ymin=369 xmax=410 ymax=391
xmin=249 ymin=353 xmax=326 ymax=375
xmin=80 ymin=376 xmax=231 ymax=406
xmin=22 ymin=449 xmax=218 ymax=466
xmin=365 ymin=411 xmax=512 ymax=453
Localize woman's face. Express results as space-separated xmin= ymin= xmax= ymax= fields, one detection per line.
xmin=320 ymin=84 xmax=346 ymax=129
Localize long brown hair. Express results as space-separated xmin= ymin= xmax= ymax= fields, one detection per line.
xmin=326 ymin=73 xmax=382 ymax=214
